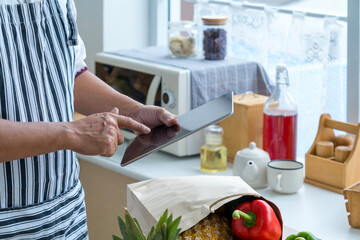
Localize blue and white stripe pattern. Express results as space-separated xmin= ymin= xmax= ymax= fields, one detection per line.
xmin=0 ymin=181 xmax=87 ymax=239
xmin=0 ymin=0 xmax=87 ymax=238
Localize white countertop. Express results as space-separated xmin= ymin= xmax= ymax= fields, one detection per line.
xmin=77 ymin=142 xmax=360 ymax=240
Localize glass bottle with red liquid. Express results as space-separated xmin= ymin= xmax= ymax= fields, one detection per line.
xmin=263 ymin=65 xmax=297 ymax=160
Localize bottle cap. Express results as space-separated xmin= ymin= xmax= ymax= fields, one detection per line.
xmin=276 ymin=64 xmax=287 ymax=72
xmin=275 ymin=64 xmax=289 ymax=85
xmin=205 ymin=125 xmax=223 ymax=145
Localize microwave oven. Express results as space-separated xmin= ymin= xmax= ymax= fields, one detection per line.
xmin=94 ymin=52 xmax=204 ymax=157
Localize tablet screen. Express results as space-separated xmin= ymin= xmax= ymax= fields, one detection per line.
xmin=121 ymin=92 xmax=233 ymax=166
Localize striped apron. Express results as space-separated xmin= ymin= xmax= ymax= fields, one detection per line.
xmin=0 ymin=0 xmax=88 ymax=239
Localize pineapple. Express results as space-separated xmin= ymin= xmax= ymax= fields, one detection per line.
xmin=178 ymin=213 xmax=236 ymax=240
xmin=113 ymin=209 xmax=181 ymax=240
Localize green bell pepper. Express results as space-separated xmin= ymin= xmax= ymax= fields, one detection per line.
xmin=285 ymin=231 xmax=319 ymax=240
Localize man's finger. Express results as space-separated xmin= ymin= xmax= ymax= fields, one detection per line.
xmin=116 ymin=115 xmax=150 ymax=134
xmin=157 ymin=109 xmax=178 ymax=127
xmin=116 ymin=127 xmax=124 ymax=145
xmin=111 ymin=107 xmax=119 ymax=114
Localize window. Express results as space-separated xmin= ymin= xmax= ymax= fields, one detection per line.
xmin=149 ymin=0 xmax=181 ymax=46
xmin=177 ymin=0 xmax=357 ymax=158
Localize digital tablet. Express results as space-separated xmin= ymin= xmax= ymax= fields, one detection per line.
xmin=120 ymin=91 xmax=234 ymax=166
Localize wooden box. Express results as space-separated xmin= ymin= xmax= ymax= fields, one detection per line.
xmin=304 ymin=114 xmax=360 ymax=194
xmin=344 ymin=181 xmax=360 ymax=229
xmin=218 ymin=93 xmax=268 ymax=162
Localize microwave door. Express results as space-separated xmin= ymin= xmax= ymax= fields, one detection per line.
xmin=146 ymin=75 xmax=161 ymax=105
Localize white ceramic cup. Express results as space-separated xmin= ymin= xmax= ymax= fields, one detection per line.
xmin=267 ymin=160 xmax=304 ymax=194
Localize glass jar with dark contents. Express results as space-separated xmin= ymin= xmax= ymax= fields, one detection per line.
xmin=202 ymin=16 xmax=228 ymax=60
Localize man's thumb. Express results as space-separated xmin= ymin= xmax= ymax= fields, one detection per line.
xmin=111 ymin=107 xmax=119 ymax=114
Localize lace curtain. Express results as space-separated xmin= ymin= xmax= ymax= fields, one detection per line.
xmin=194 ymin=2 xmax=347 ymax=158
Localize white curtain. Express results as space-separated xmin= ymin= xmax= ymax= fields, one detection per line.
xmin=194 ymin=2 xmax=347 ymax=158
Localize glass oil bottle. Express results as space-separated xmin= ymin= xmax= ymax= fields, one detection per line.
xmin=200 ymin=125 xmax=227 ymax=173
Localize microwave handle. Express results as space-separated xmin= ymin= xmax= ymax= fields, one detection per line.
xmin=146 ymin=75 xmax=162 ymax=105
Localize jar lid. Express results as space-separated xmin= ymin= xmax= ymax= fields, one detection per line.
xmin=168 ymin=21 xmax=197 ymax=29
xmin=236 ymin=142 xmax=269 ymax=159
xmin=201 ymin=16 xmax=228 ymax=26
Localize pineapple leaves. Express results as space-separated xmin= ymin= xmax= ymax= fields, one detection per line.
xmin=115 ymin=215 xmax=128 ymax=240
xmin=155 ymin=209 xmax=169 ymax=232
xmin=125 ymin=213 xmax=146 ymax=240
xmin=147 ymin=227 xmax=155 ymax=240
xmin=134 ymin=218 xmax=144 ymax=235
xmin=112 ymin=235 xmax=123 ymax=240
xmin=161 ymin=223 xmax=167 ymax=239
xmin=167 ymin=216 xmax=182 ymax=240
xmin=114 ymin=209 xmax=182 ymax=240
xmin=167 ymin=214 xmax=173 ymax=225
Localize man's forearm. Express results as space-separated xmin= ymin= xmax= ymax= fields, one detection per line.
xmin=73 ymin=71 xmax=144 ymax=117
xmin=0 ymin=109 xmax=152 ymax=162
xmin=0 ymin=119 xmax=71 ymax=162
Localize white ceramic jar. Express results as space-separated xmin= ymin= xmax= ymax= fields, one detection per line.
xmin=233 ymin=142 xmax=270 ymax=189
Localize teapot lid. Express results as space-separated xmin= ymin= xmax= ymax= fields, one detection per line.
xmin=237 ymin=142 xmax=269 ymax=159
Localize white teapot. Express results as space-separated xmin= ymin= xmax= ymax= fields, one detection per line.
xmin=233 ymin=142 xmax=270 ymax=189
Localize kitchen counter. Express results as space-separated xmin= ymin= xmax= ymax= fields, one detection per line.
xmin=77 ymin=142 xmax=360 ymax=240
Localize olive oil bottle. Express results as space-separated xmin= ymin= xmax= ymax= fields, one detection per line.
xmin=200 ymin=125 xmax=227 ymax=173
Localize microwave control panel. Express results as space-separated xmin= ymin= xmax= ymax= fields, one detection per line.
xmin=160 ymin=69 xmax=191 ymax=116
xmin=161 ymin=90 xmax=176 ymax=109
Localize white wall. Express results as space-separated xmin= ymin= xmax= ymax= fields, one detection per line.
xmin=75 ymin=0 xmax=151 ymax=73
xmin=75 ymin=0 xmax=104 ymax=73
xmin=103 ymin=0 xmax=151 ymax=52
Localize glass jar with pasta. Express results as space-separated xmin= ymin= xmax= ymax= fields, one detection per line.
xmin=168 ymin=21 xmax=197 ymax=58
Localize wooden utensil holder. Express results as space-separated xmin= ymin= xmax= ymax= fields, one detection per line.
xmin=304 ymin=114 xmax=360 ymax=194
xmin=344 ymin=181 xmax=360 ymax=229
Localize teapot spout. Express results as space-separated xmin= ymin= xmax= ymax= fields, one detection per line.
xmin=242 ymin=160 xmax=259 ymax=182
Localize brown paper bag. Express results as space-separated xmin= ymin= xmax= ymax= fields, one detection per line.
xmin=126 ymin=175 xmax=283 ymax=239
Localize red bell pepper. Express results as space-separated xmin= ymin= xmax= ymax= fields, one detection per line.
xmin=232 ymin=199 xmax=282 ymax=240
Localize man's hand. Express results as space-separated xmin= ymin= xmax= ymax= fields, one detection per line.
xmin=74 ymin=71 xmax=178 ymax=130
xmin=129 ymin=105 xmax=178 ymax=129
xmin=66 ymin=108 xmax=150 ymax=157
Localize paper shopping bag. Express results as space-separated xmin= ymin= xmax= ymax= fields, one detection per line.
xmin=126 ymin=175 xmax=283 ymax=239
